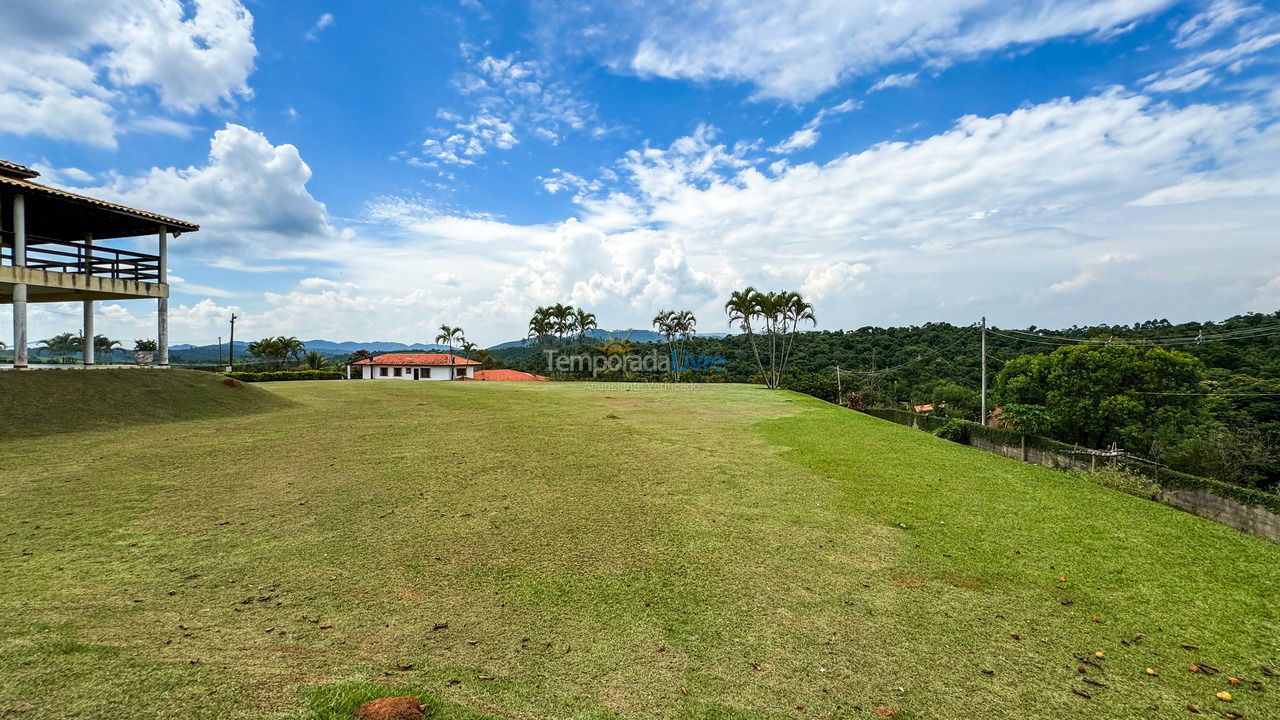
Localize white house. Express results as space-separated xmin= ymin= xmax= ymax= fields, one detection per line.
xmin=349 ymin=353 xmax=481 ymax=380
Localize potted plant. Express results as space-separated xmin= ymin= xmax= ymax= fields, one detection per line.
xmin=133 ymin=339 xmax=157 ymax=366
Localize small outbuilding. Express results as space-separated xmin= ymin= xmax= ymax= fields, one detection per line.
xmin=349 ymin=353 xmax=480 ymax=380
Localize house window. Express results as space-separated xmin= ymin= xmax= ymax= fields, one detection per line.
xmin=455 ymin=367 xmax=466 ymax=377
xmin=379 ymin=367 xmax=388 ymax=377
xmin=394 ymin=367 xmax=402 ymax=377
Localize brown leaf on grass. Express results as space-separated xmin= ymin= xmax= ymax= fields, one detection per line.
xmin=1083 ymin=678 xmax=1108 ymax=688
xmin=1199 ymin=663 xmax=1220 ymax=675
xmin=1250 ymin=680 xmax=1264 ymax=692
xmin=980 ymin=669 xmax=995 ymax=676
xmin=750 ymin=662 xmax=764 ymax=671
xmin=1186 ymin=703 xmax=1200 ymax=713
xmin=1262 ymin=665 xmax=1276 ymax=677
xmin=397 ymin=663 xmax=414 ymax=671
xmin=432 ymin=622 xmax=449 ymax=631
xmin=1181 ymin=643 xmax=1200 ymax=650
xmin=1009 ymin=633 xmax=1021 ymax=640
xmin=1071 ymin=689 xmax=1092 ymax=700
xmin=477 ymin=675 xmax=494 ymax=681
xmin=1061 ymin=599 xmax=1074 ymax=605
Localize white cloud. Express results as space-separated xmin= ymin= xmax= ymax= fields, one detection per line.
xmin=869 ymin=73 xmax=920 ymax=93
xmin=1174 ymin=0 xmax=1261 ymax=48
xmin=0 ymin=0 xmax=257 ymax=146
xmin=305 ymin=12 xmax=334 ymax=41
xmin=87 ymin=123 xmax=337 ymax=252
xmin=551 ymin=0 xmax=1174 ymax=101
xmin=417 ymin=52 xmax=603 ymax=167
xmin=1144 ymin=8 xmax=1280 ymax=94
xmin=769 ymin=99 xmax=859 ymax=154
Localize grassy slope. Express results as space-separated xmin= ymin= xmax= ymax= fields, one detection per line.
xmin=0 ymin=369 xmax=291 ymax=438
xmin=0 ymin=381 xmax=1275 ymax=720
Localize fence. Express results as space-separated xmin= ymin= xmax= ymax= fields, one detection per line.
xmin=863 ymin=407 xmax=1280 ymax=542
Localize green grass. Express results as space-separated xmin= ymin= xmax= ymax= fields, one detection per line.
xmin=0 ymin=380 xmax=1275 ymax=719
xmin=0 ymin=368 xmax=290 ymax=439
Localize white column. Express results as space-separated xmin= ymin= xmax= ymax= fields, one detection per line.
xmin=82 ymin=232 xmax=94 ymax=366
xmin=156 ymin=225 xmax=168 ymax=367
xmin=12 ymin=194 xmax=27 ymax=369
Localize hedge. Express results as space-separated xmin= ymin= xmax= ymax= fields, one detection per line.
xmin=225 ymin=370 xmax=344 ymax=382
xmin=863 ymin=406 xmax=1280 ymax=514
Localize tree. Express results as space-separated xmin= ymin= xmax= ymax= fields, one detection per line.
xmin=436 ymin=325 xmax=465 ymax=375
xmin=725 ymin=287 xmax=767 ymax=384
xmin=528 ymin=308 xmax=553 ymax=349
xmin=475 ymin=349 xmax=503 ymax=370
xmin=654 ymin=309 xmax=697 ymax=381
xmin=38 ymin=332 xmax=79 ymax=362
xmin=573 ymin=308 xmax=597 ymax=340
xmin=278 ymin=336 xmax=305 ymax=366
xmin=247 ymin=337 xmax=286 ymax=368
xmin=460 ymin=340 xmax=478 ymax=359
xmin=993 ymin=344 xmax=1207 ymax=453
xmin=304 ymin=350 xmax=327 ymax=370
xmin=548 ymin=303 xmax=575 ymax=343
xmin=93 ymin=335 xmax=122 ymax=363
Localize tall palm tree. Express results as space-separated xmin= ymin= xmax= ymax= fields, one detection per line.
xmin=38 ymin=332 xmax=79 ymax=362
xmin=777 ymin=291 xmax=816 ymax=386
xmin=436 ymin=325 xmax=465 ymax=376
xmin=654 ymin=310 xmax=697 ymax=381
xmin=549 ymin=303 xmax=575 ymax=343
xmin=93 ymin=335 xmax=122 ymax=363
xmin=528 ymin=308 xmax=553 ymax=349
xmin=573 ymin=308 xmax=597 ymax=340
xmin=725 ymin=287 xmax=767 ymax=385
xmin=460 ymin=340 xmax=478 ymax=358
xmin=247 ymin=337 xmax=285 ymax=368
xmin=304 ymin=350 xmax=327 ymax=370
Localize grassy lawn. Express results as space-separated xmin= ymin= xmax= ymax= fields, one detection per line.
xmin=1 ymin=376 xmax=1276 ymax=719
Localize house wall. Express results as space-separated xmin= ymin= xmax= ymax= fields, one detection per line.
xmin=361 ymin=365 xmax=475 ymax=380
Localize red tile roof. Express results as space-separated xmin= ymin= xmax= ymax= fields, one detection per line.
xmin=473 ymin=369 xmax=549 ymax=382
xmin=352 ymin=353 xmax=481 ymax=366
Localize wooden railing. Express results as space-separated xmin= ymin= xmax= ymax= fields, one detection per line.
xmin=0 ymin=232 xmax=160 ymax=282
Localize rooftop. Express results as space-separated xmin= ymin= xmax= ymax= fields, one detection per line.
xmin=0 ymin=159 xmax=199 ymax=241
xmin=352 ymin=353 xmax=482 ymax=366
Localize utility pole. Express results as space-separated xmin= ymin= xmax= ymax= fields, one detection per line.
xmin=980 ymin=316 xmax=987 ymax=426
xmin=836 ymin=365 xmax=842 ymax=402
xmin=228 ymin=314 xmax=237 ymax=372
xmin=217 ymin=336 xmax=223 ymax=369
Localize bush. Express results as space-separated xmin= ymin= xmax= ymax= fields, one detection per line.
xmin=933 ymin=419 xmax=970 ymax=443
xmin=225 ymin=370 xmax=344 ymax=382
xmin=779 ymin=370 xmax=839 ymax=403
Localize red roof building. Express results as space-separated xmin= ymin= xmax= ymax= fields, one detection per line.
xmin=349 ymin=353 xmax=481 ymax=381
xmin=473 ymin=369 xmax=549 ymax=382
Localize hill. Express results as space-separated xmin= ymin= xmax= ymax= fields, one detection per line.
xmin=0 ymin=368 xmax=291 ymax=438
xmin=0 ymin=381 xmax=1275 ymax=719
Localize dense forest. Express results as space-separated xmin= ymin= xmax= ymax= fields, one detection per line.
xmin=493 ymin=311 xmax=1280 ymax=491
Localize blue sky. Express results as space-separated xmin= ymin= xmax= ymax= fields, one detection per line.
xmin=2 ymin=0 xmax=1279 ymax=345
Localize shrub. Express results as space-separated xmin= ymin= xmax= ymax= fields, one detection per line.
xmin=933 ymin=419 xmax=970 ymax=444
xmin=225 ymin=370 xmax=344 ymax=382
xmin=134 ymin=339 xmax=157 ymax=351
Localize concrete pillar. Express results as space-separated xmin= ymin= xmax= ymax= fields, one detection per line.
xmin=12 ymin=194 xmax=26 ymax=369
xmin=156 ymin=225 xmax=168 ymax=367
xmin=82 ymin=232 xmax=94 ymax=366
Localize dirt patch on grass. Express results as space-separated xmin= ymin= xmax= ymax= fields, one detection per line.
xmin=894 ymin=575 xmax=926 ymax=588
xmin=944 ymin=575 xmax=987 ymax=591
xmin=394 ymin=587 xmax=428 ymax=604
xmin=874 ymin=707 xmax=907 ymax=719
xmin=354 ymin=695 xmax=425 ymax=720
xmin=223 ymin=377 xmax=244 ymax=388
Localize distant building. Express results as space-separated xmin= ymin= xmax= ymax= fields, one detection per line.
xmin=349 ymin=353 xmax=480 ymax=380
xmin=473 ymin=369 xmax=548 ymax=382
xmin=1 ymin=158 xmax=199 ymax=368
xmin=913 ymin=402 xmax=945 ymax=414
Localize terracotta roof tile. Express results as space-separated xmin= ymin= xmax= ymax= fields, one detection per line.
xmin=474 ymin=369 xmax=549 ymax=381
xmin=352 ymin=353 xmax=482 ymax=366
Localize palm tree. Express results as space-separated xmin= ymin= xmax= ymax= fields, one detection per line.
xmin=777 ymin=291 xmax=816 ymax=386
xmin=460 ymin=340 xmax=478 ymax=358
xmin=548 ymin=303 xmax=575 ymax=343
xmin=726 ymin=287 xmax=767 ymax=385
xmin=528 ymin=308 xmax=553 ymax=349
xmin=573 ymin=308 xmax=597 ymax=340
xmin=304 ymin=350 xmax=327 ymax=370
xmin=436 ymin=325 xmax=465 ymax=377
xmin=654 ymin=310 xmax=697 ymax=381
xmin=277 ymin=336 xmax=305 ymax=366
xmin=93 ymin=335 xmax=122 ymax=363
xmin=38 ymin=332 xmax=79 ymax=362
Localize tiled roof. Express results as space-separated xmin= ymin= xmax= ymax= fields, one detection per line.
xmin=0 ymin=173 xmax=200 ymax=234
xmin=352 ymin=353 xmax=482 ymax=366
xmin=0 ymin=159 xmax=39 ymax=180
xmin=474 ymin=369 xmax=549 ymax=381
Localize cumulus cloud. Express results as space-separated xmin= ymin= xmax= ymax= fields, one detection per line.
xmin=87 ymin=123 xmax=337 ymax=252
xmin=305 ymin=12 xmax=334 ymax=41
xmin=544 ymin=0 xmax=1173 ymax=101
xmin=0 ymin=0 xmax=257 ymax=146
